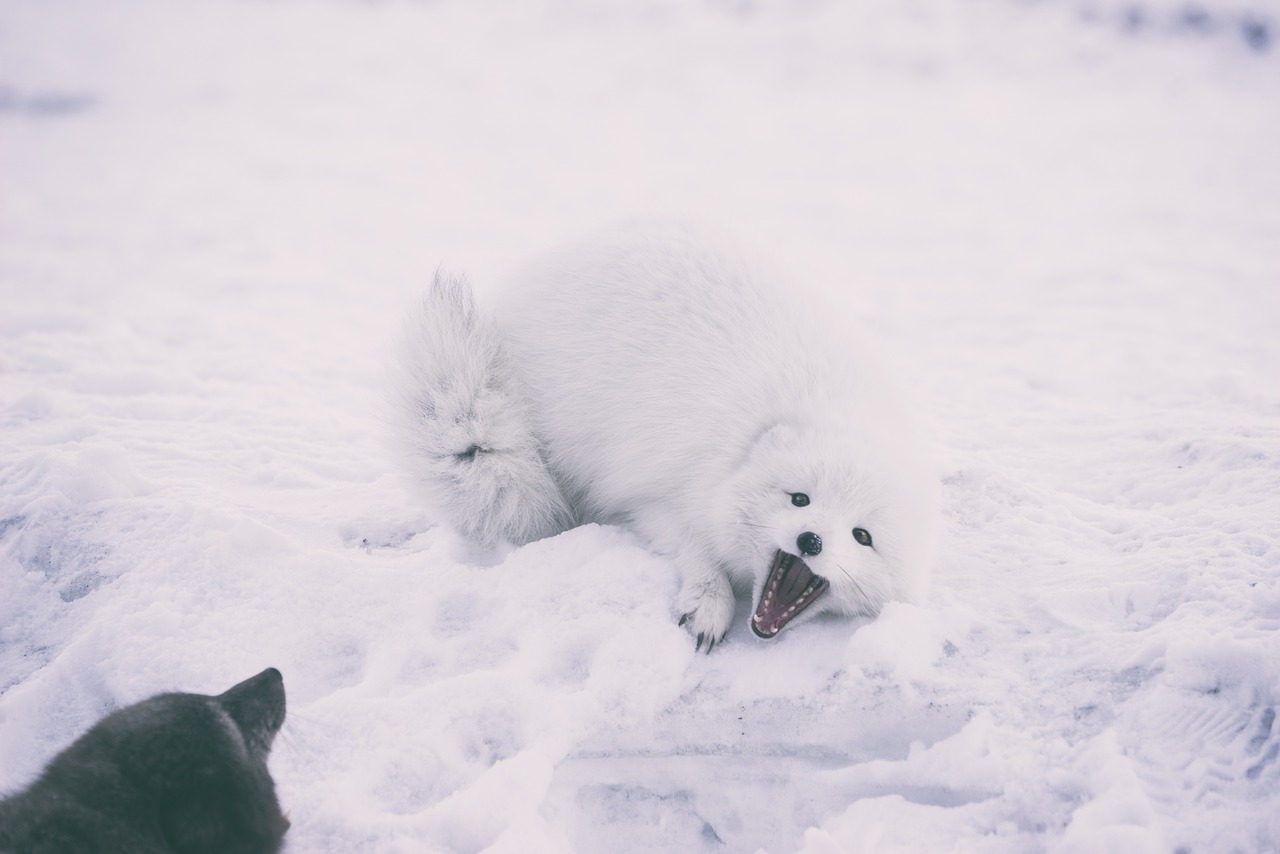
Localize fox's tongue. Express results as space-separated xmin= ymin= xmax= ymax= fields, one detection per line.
xmin=751 ymin=551 xmax=829 ymax=639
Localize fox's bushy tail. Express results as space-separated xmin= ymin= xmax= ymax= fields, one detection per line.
xmin=392 ymin=271 xmax=574 ymax=545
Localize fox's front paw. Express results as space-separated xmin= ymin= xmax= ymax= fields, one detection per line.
xmin=676 ymin=575 xmax=735 ymax=654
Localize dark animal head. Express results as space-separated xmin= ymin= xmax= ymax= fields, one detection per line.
xmin=61 ymin=667 xmax=289 ymax=854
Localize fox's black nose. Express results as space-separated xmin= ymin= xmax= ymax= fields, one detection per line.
xmin=797 ymin=531 xmax=822 ymax=556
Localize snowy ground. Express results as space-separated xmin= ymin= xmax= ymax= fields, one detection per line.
xmin=2 ymin=0 xmax=1279 ymax=851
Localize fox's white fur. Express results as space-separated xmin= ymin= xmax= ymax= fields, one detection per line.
xmin=393 ymin=224 xmax=937 ymax=648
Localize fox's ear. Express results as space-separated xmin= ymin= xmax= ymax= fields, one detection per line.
xmin=750 ymin=422 xmax=801 ymax=454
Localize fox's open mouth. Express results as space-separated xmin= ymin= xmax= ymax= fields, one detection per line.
xmin=751 ymin=551 xmax=829 ymax=639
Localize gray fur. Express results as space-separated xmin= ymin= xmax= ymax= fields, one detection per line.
xmin=0 ymin=668 xmax=288 ymax=854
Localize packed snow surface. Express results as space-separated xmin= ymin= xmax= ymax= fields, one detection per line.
xmin=2 ymin=1 xmax=1278 ymax=851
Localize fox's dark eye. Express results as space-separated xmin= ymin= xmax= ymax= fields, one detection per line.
xmin=852 ymin=528 xmax=873 ymax=547
xmin=790 ymin=493 xmax=810 ymax=507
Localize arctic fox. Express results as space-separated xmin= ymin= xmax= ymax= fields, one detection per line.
xmin=393 ymin=224 xmax=937 ymax=650
xmin=0 ymin=668 xmax=289 ymax=854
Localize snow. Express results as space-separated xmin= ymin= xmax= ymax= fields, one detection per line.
xmin=2 ymin=0 xmax=1278 ymax=851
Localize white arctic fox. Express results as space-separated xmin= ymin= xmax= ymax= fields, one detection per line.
xmin=393 ymin=224 xmax=938 ymax=650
